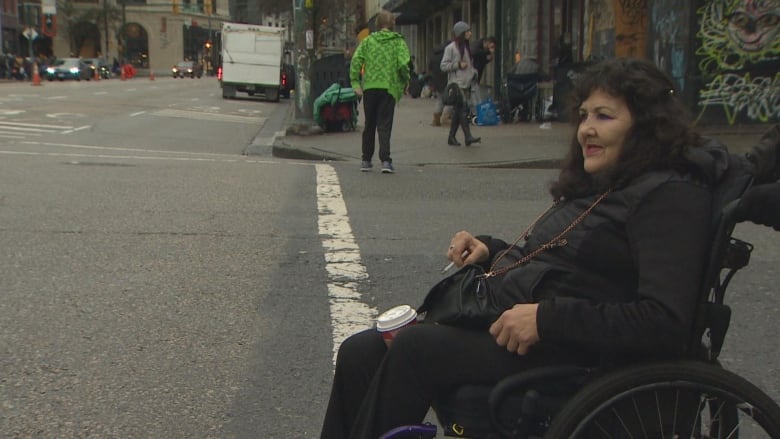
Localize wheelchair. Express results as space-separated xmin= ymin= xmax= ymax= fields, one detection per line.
xmin=500 ymin=73 xmax=542 ymax=123
xmin=381 ymin=158 xmax=780 ymax=438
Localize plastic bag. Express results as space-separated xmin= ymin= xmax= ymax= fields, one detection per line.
xmin=476 ymin=98 xmax=499 ymax=126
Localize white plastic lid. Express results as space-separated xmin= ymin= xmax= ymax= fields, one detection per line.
xmin=376 ymin=305 xmax=417 ymax=332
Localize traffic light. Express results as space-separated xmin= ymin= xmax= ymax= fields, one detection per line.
xmin=204 ymin=0 xmax=211 ymax=15
xmin=172 ymin=0 xmax=179 ymax=15
xmin=204 ymin=40 xmax=212 ymax=50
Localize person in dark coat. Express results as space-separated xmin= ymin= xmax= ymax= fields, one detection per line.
xmin=320 ymin=58 xmax=755 ymax=438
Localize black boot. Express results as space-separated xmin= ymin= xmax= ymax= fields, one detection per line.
xmin=461 ymin=113 xmax=481 ymax=146
xmin=448 ymin=113 xmax=461 ymax=146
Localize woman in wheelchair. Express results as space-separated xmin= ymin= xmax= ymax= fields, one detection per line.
xmin=320 ymin=59 xmax=780 ymax=439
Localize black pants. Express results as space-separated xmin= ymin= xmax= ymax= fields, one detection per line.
xmin=320 ymin=324 xmax=591 ymax=439
xmin=361 ymin=89 xmax=396 ymax=163
xmin=449 ymin=87 xmax=475 ymax=141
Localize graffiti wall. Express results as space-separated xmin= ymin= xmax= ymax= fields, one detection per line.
xmin=585 ymin=0 xmax=616 ymax=60
xmin=695 ymin=0 xmax=780 ymax=124
xmin=649 ymin=0 xmax=691 ymax=91
xmin=615 ymin=0 xmax=648 ymax=58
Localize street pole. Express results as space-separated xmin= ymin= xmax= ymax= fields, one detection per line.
xmin=25 ymin=3 xmax=33 ymax=61
xmin=0 ymin=6 xmax=4 ymax=55
xmin=120 ymin=0 xmax=126 ymax=63
xmin=207 ymin=6 xmax=212 ymax=75
xmin=290 ymin=0 xmax=317 ymax=133
xmin=103 ymin=0 xmax=109 ymax=60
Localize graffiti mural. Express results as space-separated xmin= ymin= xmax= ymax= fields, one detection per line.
xmin=696 ymin=0 xmax=780 ymax=124
xmin=615 ymin=0 xmax=648 ymax=58
xmin=650 ymin=1 xmax=690 ymax=90
xmin=587 ymin=0 xmax=616 ymax=59
xmin=699 ymin=72 xmax=780 ymax=123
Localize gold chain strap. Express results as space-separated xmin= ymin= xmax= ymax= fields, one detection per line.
xmin=482 ymin=190 xmax=612 ymax=279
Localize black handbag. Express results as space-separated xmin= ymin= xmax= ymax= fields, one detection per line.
xmin=443 ymin=82 xmax=462 ymax=106
xmin=417 ymin=190 xmax=612 ymax=329
xmin=417 ymin=264 xmax=502 ymax=329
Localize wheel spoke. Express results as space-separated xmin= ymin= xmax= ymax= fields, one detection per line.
xmin=611 ymin=406 xmax=636 ymax=439
xmin=690 ymin=394 xmax=707 ymax=438
xmin=631 ymin=396 xmax=650 ymax=439
xmin=592 ymin=419 xmax=616 ymax=438
xmin=654 ymin=391 xmax=666 ymax=438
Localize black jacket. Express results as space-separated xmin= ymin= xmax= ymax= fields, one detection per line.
xmin=477 ymin=145 xmax=739 ymax=357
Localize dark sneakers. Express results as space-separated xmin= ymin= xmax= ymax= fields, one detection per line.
xmin=360 ymin=161 xmax=373 ymax=172
xmin=381 ymin=161 xmax=395 ymax=173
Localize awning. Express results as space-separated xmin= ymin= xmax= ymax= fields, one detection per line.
xmin=383 ymin=0 xmax=453 ymax=25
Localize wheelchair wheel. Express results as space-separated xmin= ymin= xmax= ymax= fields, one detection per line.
xmin=545 ymin=361 xmax=780 ymax=438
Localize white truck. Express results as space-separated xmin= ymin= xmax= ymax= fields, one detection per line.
xmin=219 ymin=22 xmax=285 ymax=101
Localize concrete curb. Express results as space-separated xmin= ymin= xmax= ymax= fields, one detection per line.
xmin=244 ymin=99 xmax=296 ymax=156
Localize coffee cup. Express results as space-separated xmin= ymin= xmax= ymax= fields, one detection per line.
xmin=376 ymin=305 xmax=418 ymax=347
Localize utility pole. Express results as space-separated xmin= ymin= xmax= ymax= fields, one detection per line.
xmin=120 ymin=0 xmax=126 ymax=63
xmin=103 ymin=0 xmax=109 ymax=60
xmin=205 ymin=0 xmax=212 ymax=75
xmin=23 ymin=3 xmax=35 ymax=61
xmin=289 ymin=0 xmax=318 ymax=133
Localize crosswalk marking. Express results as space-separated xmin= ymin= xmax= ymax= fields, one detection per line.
xmin=152 ymin=108 xmax=266 ymax=124
xmin=316 ymin=164 xmax=377 ymax=367
xmin=0 ymin=121 xmax=73 ymax=138
xmin=0 ymin=131 xmax=31 ymax=139
xmin=0 ymin=121 xmax=74 ymax=130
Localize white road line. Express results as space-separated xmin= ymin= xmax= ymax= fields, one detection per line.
xmin=0 ymin=125 xmax=61 ymax=133
xmin=22 ymin=140 xmax=241 ymax=157
xmin=61 ymin=126 xmax=90 ymax=134
xmin=153 ymin=108 xmax=265 ymax=124
xmin=0 ymin=121 xmax=74 ymax=129
xmin=130 ymin=111 xmax=146 ymax=117
xmin=0 ymin=149 xmax=278 ymax=164
xmin=0 ymin=133 xmax=27 ymax=139
xmin=315 ymin=164 xmax=376 ymax=366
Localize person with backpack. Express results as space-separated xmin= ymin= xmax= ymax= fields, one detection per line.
xmin=469 ymin=35 xmax=496 ymax=109
xmin=440 ymin=21 xmax=481 ymax=146
xmin=428 ymin=41 xmax=452 ymax=126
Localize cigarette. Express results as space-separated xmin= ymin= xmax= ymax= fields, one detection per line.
xmin=441 ymin=250 xmax=469 ymax=273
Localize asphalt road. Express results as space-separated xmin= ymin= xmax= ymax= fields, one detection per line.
xmin=0 ymin=78 xmax=777 ymax=438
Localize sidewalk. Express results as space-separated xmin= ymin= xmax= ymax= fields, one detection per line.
xmin=271 ymin=95 xmax=769 ymax=169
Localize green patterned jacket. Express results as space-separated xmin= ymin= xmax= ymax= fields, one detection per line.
xmin=349 ymin=29 xmax=411 ymax=102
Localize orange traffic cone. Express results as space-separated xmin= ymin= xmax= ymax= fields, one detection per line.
xmin=31 ymin=63 xmax=42 ymax=86
xmin=149 ymin=69 xmax=155 ymax=81
xmin=94 ymin=67 xmax=100 ymax=81
xmin=121 ymin=65 xmax=126 ymax=81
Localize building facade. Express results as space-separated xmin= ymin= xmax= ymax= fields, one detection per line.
xmin=1 ymin=0 xmax=296 ymax=75
xmin=379 ymin=0 xmax=779 ymax=126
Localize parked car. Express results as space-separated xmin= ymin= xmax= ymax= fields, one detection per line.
xmin=172 ymin=61 xmax=203 ymax=78
xmin=83 ymin=58 xmax=112 ymax=79
xmin=45 ymin=58 xmax=92 ymax=81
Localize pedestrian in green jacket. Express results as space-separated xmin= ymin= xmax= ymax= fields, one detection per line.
xmin=349 ymin=9 xmax=411 ymax=174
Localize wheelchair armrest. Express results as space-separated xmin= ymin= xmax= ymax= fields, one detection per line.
xmin=488 ymin=365 xmax=591 ymax=438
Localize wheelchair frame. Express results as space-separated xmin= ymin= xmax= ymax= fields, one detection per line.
xmin=381 ymin=164 xmax=780 ymax=438
xmin=498 ymin=74 xmax=554 ymax=125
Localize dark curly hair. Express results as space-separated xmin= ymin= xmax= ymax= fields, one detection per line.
xmin=550 ymin=58 xmax=705 ymax=201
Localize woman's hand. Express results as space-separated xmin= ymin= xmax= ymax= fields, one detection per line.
xmin=489 ymin=304 xmax=540 ymax=355
xmin=447 ymin=231 xmax=488 ymax=267
xmin=459 ymin=61 xmax=468 ymax=69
